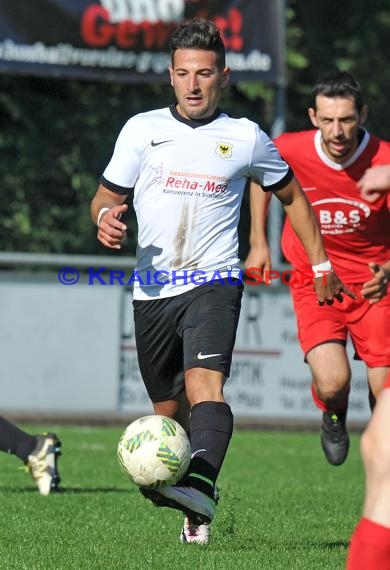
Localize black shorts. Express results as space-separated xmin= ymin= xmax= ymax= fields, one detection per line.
xmin=133 ymin=280 xmax=243 ymax=402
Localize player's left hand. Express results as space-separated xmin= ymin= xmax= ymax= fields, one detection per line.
xmin=314 ymin=271 xmax=357 ymax=306
xmin=361 ymin=262 xmax=389 ymax=304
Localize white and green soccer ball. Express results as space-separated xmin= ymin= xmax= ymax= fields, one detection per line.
xmin=117 ymin=415 xmax=191 ymax=488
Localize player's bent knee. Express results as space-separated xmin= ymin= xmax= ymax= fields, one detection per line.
xmin=315 ymin=383 xmax=349 ymax=407
xmin=185 ymin=367 xmax=225 ymax=405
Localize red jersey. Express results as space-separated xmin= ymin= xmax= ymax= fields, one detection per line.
xmin=276 ymin=129 xmax=390 ymax=283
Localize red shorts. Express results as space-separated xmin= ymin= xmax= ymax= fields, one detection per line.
xmin=384 ymin=371 xmax=390 ymax=389
xmin=289 ymin=281 xmax=390 ymax=367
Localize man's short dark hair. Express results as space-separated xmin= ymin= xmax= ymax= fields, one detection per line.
xmin=312 ymin=70 xmax=364 ymax=113
xmin=169 ymin=18 xmax=226 ymax=69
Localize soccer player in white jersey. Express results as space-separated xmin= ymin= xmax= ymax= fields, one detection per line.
xmin=91 ymin=18 xmax=351 ymax=545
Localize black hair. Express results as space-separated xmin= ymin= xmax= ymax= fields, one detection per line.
xmin=311 ymin=70 xmax=364 ymax=113
xmin=169 ymin=17 xmax=226 ymax=69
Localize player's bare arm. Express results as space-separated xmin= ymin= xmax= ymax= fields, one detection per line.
xmin=358 ymin=164 xmax=390 ymax=202
xmin=361 ymin=261 xmax=390 ymax=304
xmin=273 ymin=177 xmax=356 ymax=304
xmin=90 ymin=184 xmax=128 ymax=250
xmin=245 ymin=180 xmax=272 ymax=283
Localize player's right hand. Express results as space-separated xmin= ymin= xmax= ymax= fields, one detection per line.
xmin=314 ymin=271 xmax=357 ymax=306
xmin=97 ymin=204 xmax=128 ymax=249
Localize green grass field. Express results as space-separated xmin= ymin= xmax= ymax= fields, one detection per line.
xmin=0 ymin=426 xmax=364 ymax=570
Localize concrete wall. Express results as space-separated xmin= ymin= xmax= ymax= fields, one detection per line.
xmin=0 ymin=258 xmax=370 ymax=425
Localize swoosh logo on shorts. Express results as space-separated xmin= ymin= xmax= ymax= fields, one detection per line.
xmin=151 ymin=139 xmax=172 ymax=146
xmin=197 ymin=352 xmax=222 ymax=360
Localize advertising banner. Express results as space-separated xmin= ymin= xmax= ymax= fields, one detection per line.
xmin=0 ymin=0 xmax=285 ymax=82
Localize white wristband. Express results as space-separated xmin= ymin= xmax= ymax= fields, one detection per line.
xmin=312 ymin=259 xmax=333 ymax=278
xmin=97 ymin=207 xmax=110 ymax=227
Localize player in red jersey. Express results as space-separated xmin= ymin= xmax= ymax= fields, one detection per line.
xmin=346 ymin=172 xmax=390 ymax=569
xmin=347 ymin=373 xmax=390 ymax=569
xmin=247 ymin=71 xmax=390 ymax=466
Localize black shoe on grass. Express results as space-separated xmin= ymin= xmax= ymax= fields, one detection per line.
xmin=320 ymin=410 xmax=349 ymax=466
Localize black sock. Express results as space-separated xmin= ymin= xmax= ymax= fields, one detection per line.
xmin=0 ymin=417 xmax=37 ymax=462
xmin=187 ymin=401 xmax=233 ymax=498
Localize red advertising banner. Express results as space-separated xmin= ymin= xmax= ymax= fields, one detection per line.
xmin=0 ymin=0 xmax=285 ymax=83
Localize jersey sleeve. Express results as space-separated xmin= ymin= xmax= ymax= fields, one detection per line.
xmin=101 ymin=117 xmax=143 ymax=192
xmin=249 ymin=126 xmax=292 ymax=190
xmin=273 ymin=132 xmax=291 ymax=158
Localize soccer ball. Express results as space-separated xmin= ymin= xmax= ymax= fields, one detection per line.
xmin=117 ymin=415 xmax=191 ymax=488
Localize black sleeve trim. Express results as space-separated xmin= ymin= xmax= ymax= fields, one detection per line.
xmin=262 ymin=167 xmax=294 ymax=192
xmin=100 ymin=176 xmax=132 ymax=196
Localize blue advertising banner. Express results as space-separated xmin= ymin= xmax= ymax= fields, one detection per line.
xmin=0 ymin=0 xmax=285 ymax=83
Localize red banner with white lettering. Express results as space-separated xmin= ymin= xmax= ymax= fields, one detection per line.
xmin=0 ymin=0 xmax=285 ymax=83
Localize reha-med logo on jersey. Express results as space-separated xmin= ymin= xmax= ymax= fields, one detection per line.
xmin=312 ymin=198 xmax=371 ymax=234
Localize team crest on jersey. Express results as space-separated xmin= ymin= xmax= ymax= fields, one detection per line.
xmin=215 ymin=142 xmax=233 ymax=159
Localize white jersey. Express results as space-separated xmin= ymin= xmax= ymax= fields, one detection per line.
xmin=102 ymin=105 xmax=291 ymax=300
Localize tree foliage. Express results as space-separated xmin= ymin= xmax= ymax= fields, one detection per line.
xmin=288 ymin=0 xmax=390 ymax=135
xmin=1 ymin=0 xmax=390 ymax=256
